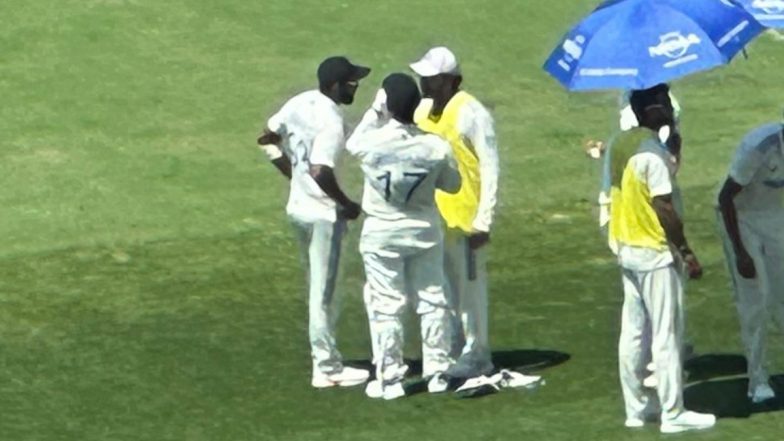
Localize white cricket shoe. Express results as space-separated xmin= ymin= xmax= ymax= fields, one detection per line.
xmin=365 ymin=380 xmax=405 ymax=400
xmin=749 ymin=383 xmax=776 ymax=403
xmin=427 ymin=374 xmax=449 ymax=393
xmin=311 ymin=366 xmax=370 ymax=388
xmin=625 ymin=418 xmax=645 ymax=429
xmin=660 ymin=411 xmax=716 ymax=434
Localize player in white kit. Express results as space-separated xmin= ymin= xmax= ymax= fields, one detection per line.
xmin=257 ymin=56 xmax=371 ymax=388
xmin=346 ymin=73 xmax=461 ymax=400
xmin=717 ymin=116 xmax=784 ymax=403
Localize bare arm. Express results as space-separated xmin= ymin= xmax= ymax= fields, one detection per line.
xmin=718 ymin=177 xmax=755 ymax=278
xmin=310 ymin=165 xmax=361 ymax=220
xmin=652 ymin=194 xmax=688 ymax=251
xmin=257 ymin=130 xmax=292 ymax=180
xmin=652 ymin=194 xmax=702 ymax=278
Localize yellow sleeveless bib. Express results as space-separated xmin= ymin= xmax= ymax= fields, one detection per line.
xmin=608 ymin=129 xmax=668 ymax=251
xmin=415 ymin=91 xmax=481 ymax=233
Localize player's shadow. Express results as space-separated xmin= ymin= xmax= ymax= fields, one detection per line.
xmin=346 ymin=349 xmax=571 ymax=377
xmin=684 ymin=353 xmax=747 ymax=382
xmin=346 ymin=348 xmax=571 ymax=396
xmin=683 ymin=353 xmax=784 ymax=418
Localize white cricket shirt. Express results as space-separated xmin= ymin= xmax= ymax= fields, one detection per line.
xmin=726 ymin=122 xmax=784 ymax=218
xmin=347 ymin=114 xmax=461 ymax=250
xmin=267 ymin=90 xmax=345 ymax=223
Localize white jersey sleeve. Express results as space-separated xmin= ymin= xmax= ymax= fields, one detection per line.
xmin=459 ymin=101 xmax=499 ymax=233
xmin=347 ymin=91 xmax=392 ymax=157
xmin=634 ymin=150 xmax=672 ymax=197
xmin=728 ymin=126 xmax=781 ymax=186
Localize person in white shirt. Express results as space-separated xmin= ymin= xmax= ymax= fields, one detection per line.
xmin=347 ymin=73 xmax=461 ymax=400
xmin=257 ymin=56 xmax=370 ymax=388
xmin=606 ymin=90 xmax=714 ymax=434
xmin=410 ymin=47 xmax=500 ymax=379
xmin=717 ymin=117 xmax=784 ymax=403
xmin=608 ymin=84 xmax=690 ymax=391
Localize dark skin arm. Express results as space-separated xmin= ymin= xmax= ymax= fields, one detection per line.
xmin=257 ymin=130 xmax=292 ymax=179
xmin=652 ymin=194 xmax=702 ymax=279
xmin=718 ymin=177 xmax=756 ymax=278
xmin=310 ymin=165 xmax=361 ymax=220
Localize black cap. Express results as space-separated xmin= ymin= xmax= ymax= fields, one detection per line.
xmin=317 ymin=56 xmax=371 ymax=89
xmin=382 ymin=73 xmax=421 ymax=124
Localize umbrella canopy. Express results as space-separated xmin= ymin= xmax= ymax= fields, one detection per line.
xmin=732 ymin=0 xmax=784 ymax=28
xmin=543 ymin=0 xmax=765 ymax=91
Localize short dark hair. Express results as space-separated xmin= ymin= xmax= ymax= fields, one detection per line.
xmin=629 ymin=83 xmax=670 ymax=123
xmin=382 ymin=73 xmax=421 ymax=124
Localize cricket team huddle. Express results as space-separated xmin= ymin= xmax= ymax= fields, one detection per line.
xmin=257 ymin=46 xmax=784 ymax=434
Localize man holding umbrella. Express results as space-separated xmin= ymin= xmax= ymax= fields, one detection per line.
xmin=606 ymin=88 xmax=715 ymax=433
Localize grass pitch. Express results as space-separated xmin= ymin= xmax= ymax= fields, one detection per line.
xmin=2 ymin=0 xmax=784 ymax=440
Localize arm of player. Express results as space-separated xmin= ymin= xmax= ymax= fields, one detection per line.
xmin=309 ymin=123 xmax=361 ymax=220
xmin=718 ymin=178 xmax=755 ymax=278
xmin=347 ymin=89 xmax=390 ymax=155
xmin=257 ymin=129 xmax=292 ymax=179
xmin=465 ymin=104 xmax=499 ymax=249
xmin=645 ymin=152 xmax=701 ymax=279
xmin=640 ymin=153 xmax=702 ymax=279
xmin=652 ymin=195 xmax=701 ymax=279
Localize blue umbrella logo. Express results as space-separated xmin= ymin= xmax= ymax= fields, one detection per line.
xmin=648 ymin=32 xmax=702 ymax=60
xmin=753 ymin=0 xmax=784 ymax=14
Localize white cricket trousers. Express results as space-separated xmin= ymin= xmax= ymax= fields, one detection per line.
xmin=718 ymin=212 xmax=784 ymax=391
xmin=290 ymin=217 xmax=346 ymax=375
xmin=362 ymin=242 xmax=452 ymax=386
xmin=618 ymin=264 xmax=685 ymax=422
xmin=443 ymin=228 xmax=493 ymax=376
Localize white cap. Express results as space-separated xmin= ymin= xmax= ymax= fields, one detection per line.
xmin=409 ymin=46 xmax=460 ymax=77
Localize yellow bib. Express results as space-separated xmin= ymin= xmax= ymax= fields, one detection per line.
xmin=415 ymin=91 xmax=480 ymax=233
xmin=608 ymin=129 xmax=668 ymax=251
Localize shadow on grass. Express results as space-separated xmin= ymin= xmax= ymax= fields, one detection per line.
xmin=346 ymin=349 xmax=570 ymax=397
xmin=684 ymin=353 xmax=746 ymax=382
xmin=684 ymin=353 xmax=784 ymax=418
xmin=346 ymin=348 xmax=571 ymax=377
xmin=685 ymin=374 xmax=784 ymax=418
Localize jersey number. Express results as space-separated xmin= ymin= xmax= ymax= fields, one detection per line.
xmin=376 ymin=171 xmax=427 ymax=203
xmin=290 ymin=144 xmax=309 ymax=167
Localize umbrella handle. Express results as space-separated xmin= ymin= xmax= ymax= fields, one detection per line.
xmin=742 ymin=48 xmax=748 ymax=60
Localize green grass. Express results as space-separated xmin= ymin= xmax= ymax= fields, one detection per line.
xmin=2 ymin=0 xmax=784 ymax=439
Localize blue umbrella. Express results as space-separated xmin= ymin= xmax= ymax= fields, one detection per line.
xmin=543 ymin=0 xmax=765 ymax=91
xmin=732 ymin=0 xmax=784 ymax=28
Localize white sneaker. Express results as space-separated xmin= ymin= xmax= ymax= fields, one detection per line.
xmin=365 ymin=380 xmax=405 ymax=400
xmin=660 ymin=411 xmax=716 ymax=434
xmin=311 ymin=366 xmax=370 ymax=388
xmin=625 ymin=418 xmax=645 ymax=428
xmin=749 ymin=383 xmax=776 ymax=403
xmin=427 ymin=374 xmax=449 ymax=393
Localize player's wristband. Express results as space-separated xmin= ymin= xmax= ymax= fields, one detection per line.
xmin=259 ymin=144 xmax=284 ymax=160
